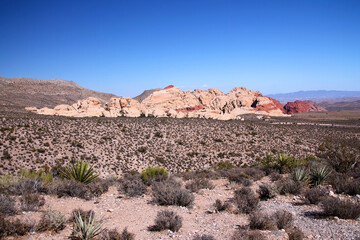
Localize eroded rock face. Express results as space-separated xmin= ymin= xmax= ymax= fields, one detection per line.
xmin=284 ymin=100 xmax=327 ymax=114
xmin=27 ymin=86 xmax=289 ymax=119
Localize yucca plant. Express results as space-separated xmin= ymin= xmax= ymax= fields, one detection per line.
xmin=62 ymin=161 xmax=99 ymax=184
xmin=309 ymin=166 xmax=332 ymax=186
xmin=71 ymin=211 xmax=104 ymax=240
xmin=292 ymin=168 xmax=309 ymax=183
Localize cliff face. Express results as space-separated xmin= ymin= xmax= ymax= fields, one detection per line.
xmin=284 ymin=100 xmax=327 ymax=114
xmin=27 ymin=85 xmax=288 ymax=120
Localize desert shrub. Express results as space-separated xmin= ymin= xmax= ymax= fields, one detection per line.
xmin=319 ymin=142 xmax=358 ymax=174
xmin=62 ymin=160 xmax=99 ymax=184
xmin=274 ymin=210 xmax=293 ymax=230
xmin=214 ymin=199 xmax=231 ymax=212
xmin=185 ymin=178 xmax=214 ymax=192
xmin=261 ymin=153 xmax=303 ymax=174
xmin=249 ymin=211 xmax=277 ymax=230
xmin=214 ymin=160 xmax=235 ymax=170
xmin=6 ymin=178 xmax=47 ymax=195
xmin=152 ymin=179 xmax=194 ymax=207
xmin=37 ymin=209 xmax=67 ymax=232
xmin=118 ymin=174 xmax=147 ymax=197
xmin=243 ymin=167 xmax=265 ymax=181
xmin=141 ymin=166 xmax=168 ymax=184
xmin=87 ymin=179 xmax=110 ymax=197
xmin=101 ymin=228 xmax=135 ymax=240
xmin=329 ymin=173 xmax=360 ymax=196
xmin=321 ymin=197 xmax=360 ymax=219
xmin=257 ymin=184 xmax=277 ymax=201
xmin=70 ymin=211 xmax=104 ymax=240
xmin=231 ymin=229 xmax=264 ymax=240
xmin=303 ymin=187 xmax=328 ymax=204
xmin=148 ymin=210 xmax=182 ymax=232
xmin=226 ymin=169 xmax=251 ymax=185
xmin=18 ymin=168 xmax=53 ymax=185
xmin=0 ymin=195 xmax=17 ymax=215
xmin=70 ymin=208 xmax=95 ymax=222
xmin=0 ymin=216 xmax=35 ymax=238
xmin=233 ymin=187 xmax=259 ymax=214
xmin=269 ymin=172 xmax=283 ymax=182
xmin=193 ymin=234 xmax=216 ymax=240
xmin=309 ymin=166 xmax=331 ymax=186
xmin=288 ymin=227 xmax=305 ymax=240
xmin=19 ymin=193 xmax=45 ymax=211
xmin=50 ymin=179 xmax=91 ymax=200
xmin=291 ymin=168 xmax=308 ymax=183
xmin=277 ymin=179 xmax=303 ymax=196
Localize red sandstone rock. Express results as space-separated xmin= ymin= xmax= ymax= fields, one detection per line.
xmin=175 ymin=105 xmax=204 ymax=113
xmin=284 ymin=100 xmax=327 ymax=114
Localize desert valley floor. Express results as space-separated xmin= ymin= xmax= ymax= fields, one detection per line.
xmin=0 ymin=110 xmax=360 ymax=240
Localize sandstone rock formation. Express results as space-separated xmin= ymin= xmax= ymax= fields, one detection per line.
xmin=27 ymin=85 xmax=289 ymax=119
xmin=284 ymin=100 xmax=327 ymax=114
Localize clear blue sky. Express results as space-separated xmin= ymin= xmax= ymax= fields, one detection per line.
xmin=0 ymin=0 xmax=359 ymax=97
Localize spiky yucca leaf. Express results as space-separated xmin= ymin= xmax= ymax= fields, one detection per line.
xmin=71 ymin=211 xmax=103 ymax=240
xmin=309 ymin=166 xmax=332 ymax=186
xmin=62 ymin=161 xmax=99 ymax=184
xmin=292 ymin=168 xmax=309 ymax=183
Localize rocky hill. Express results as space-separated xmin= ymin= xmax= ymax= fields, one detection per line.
xmin=0 ymin=76 xmax=117 ymax=108
xmin=284 ymin=100 xmax=327 ymax=114
xmin=27 ymin=85 xmax=287 ymax=120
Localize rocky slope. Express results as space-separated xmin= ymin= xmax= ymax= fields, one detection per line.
xmin=284 ymin=100 xmax=327 ymax=114
xmin=27 ymin=85 xmax=288 ymax=119
xmin=0 ymin=76 xmax=117 ymax=108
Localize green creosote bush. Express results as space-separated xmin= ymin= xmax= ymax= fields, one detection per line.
xmin=62 ymin=160 xmax=99 ymax=185
xmin=214 ymin=160 xmax=235 ymax=170
xmin=141 ymin=166 xmax=168 ymax=184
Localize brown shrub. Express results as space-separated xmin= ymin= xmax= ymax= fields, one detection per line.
xmin=277 ymin=179 xmax=303 ymax=196
xmin=148 ymin=210 xmax=182 ymax=232
xmin=152 ymin=180 xmax=194 ymax=207
xmin=321 ymin=197 xmax=360 ymax=219
xmin=214 ymin=199 xmax=231 ymax=212
xmin=70 ymin=208 xmax=95 ymax=222
xmin=231 ymin=229 xmax=265 ymax=240
xmin=233 ymin=187 xmax=259 ymax=214
xmin=0 ymin=195 xmax=17 ymax=215
xmin=288 ymin=227 xmax=305 ymax=240
xmin=185 ymin=178 xmax=214 ymax=193
xmin=19 ymin=193 xmax=45 ymax=211
xmin=37 ymin=209 xmax=67 ymax=232
xmin=257 ymin=184 xmax=277 ymax=201
xmin=192 ymin=234 xmax=216 ymax=240
xmin=249 ymin=211 xmax=277 ymax=230
xmin=102 ymin=228 xmax=135 ymax=240
xmin=274 ymin=210 xmax=293 ymax=230
xmin=118 ymin=174 xmax=147 ymax=197
xmin=0 ymin=216 xmax=34 ymax=238
xmin=303 ymin=187 xmax=328 ymax=204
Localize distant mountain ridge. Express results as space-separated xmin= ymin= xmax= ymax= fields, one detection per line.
xmin=0 ymin=76 xmax=117 ymax=108
xmin=267 ymin=90 xmax=360 ymax=104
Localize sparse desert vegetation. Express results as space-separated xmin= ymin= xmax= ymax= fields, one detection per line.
xmin=0 ymin=111 xmax=359 ymax=239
